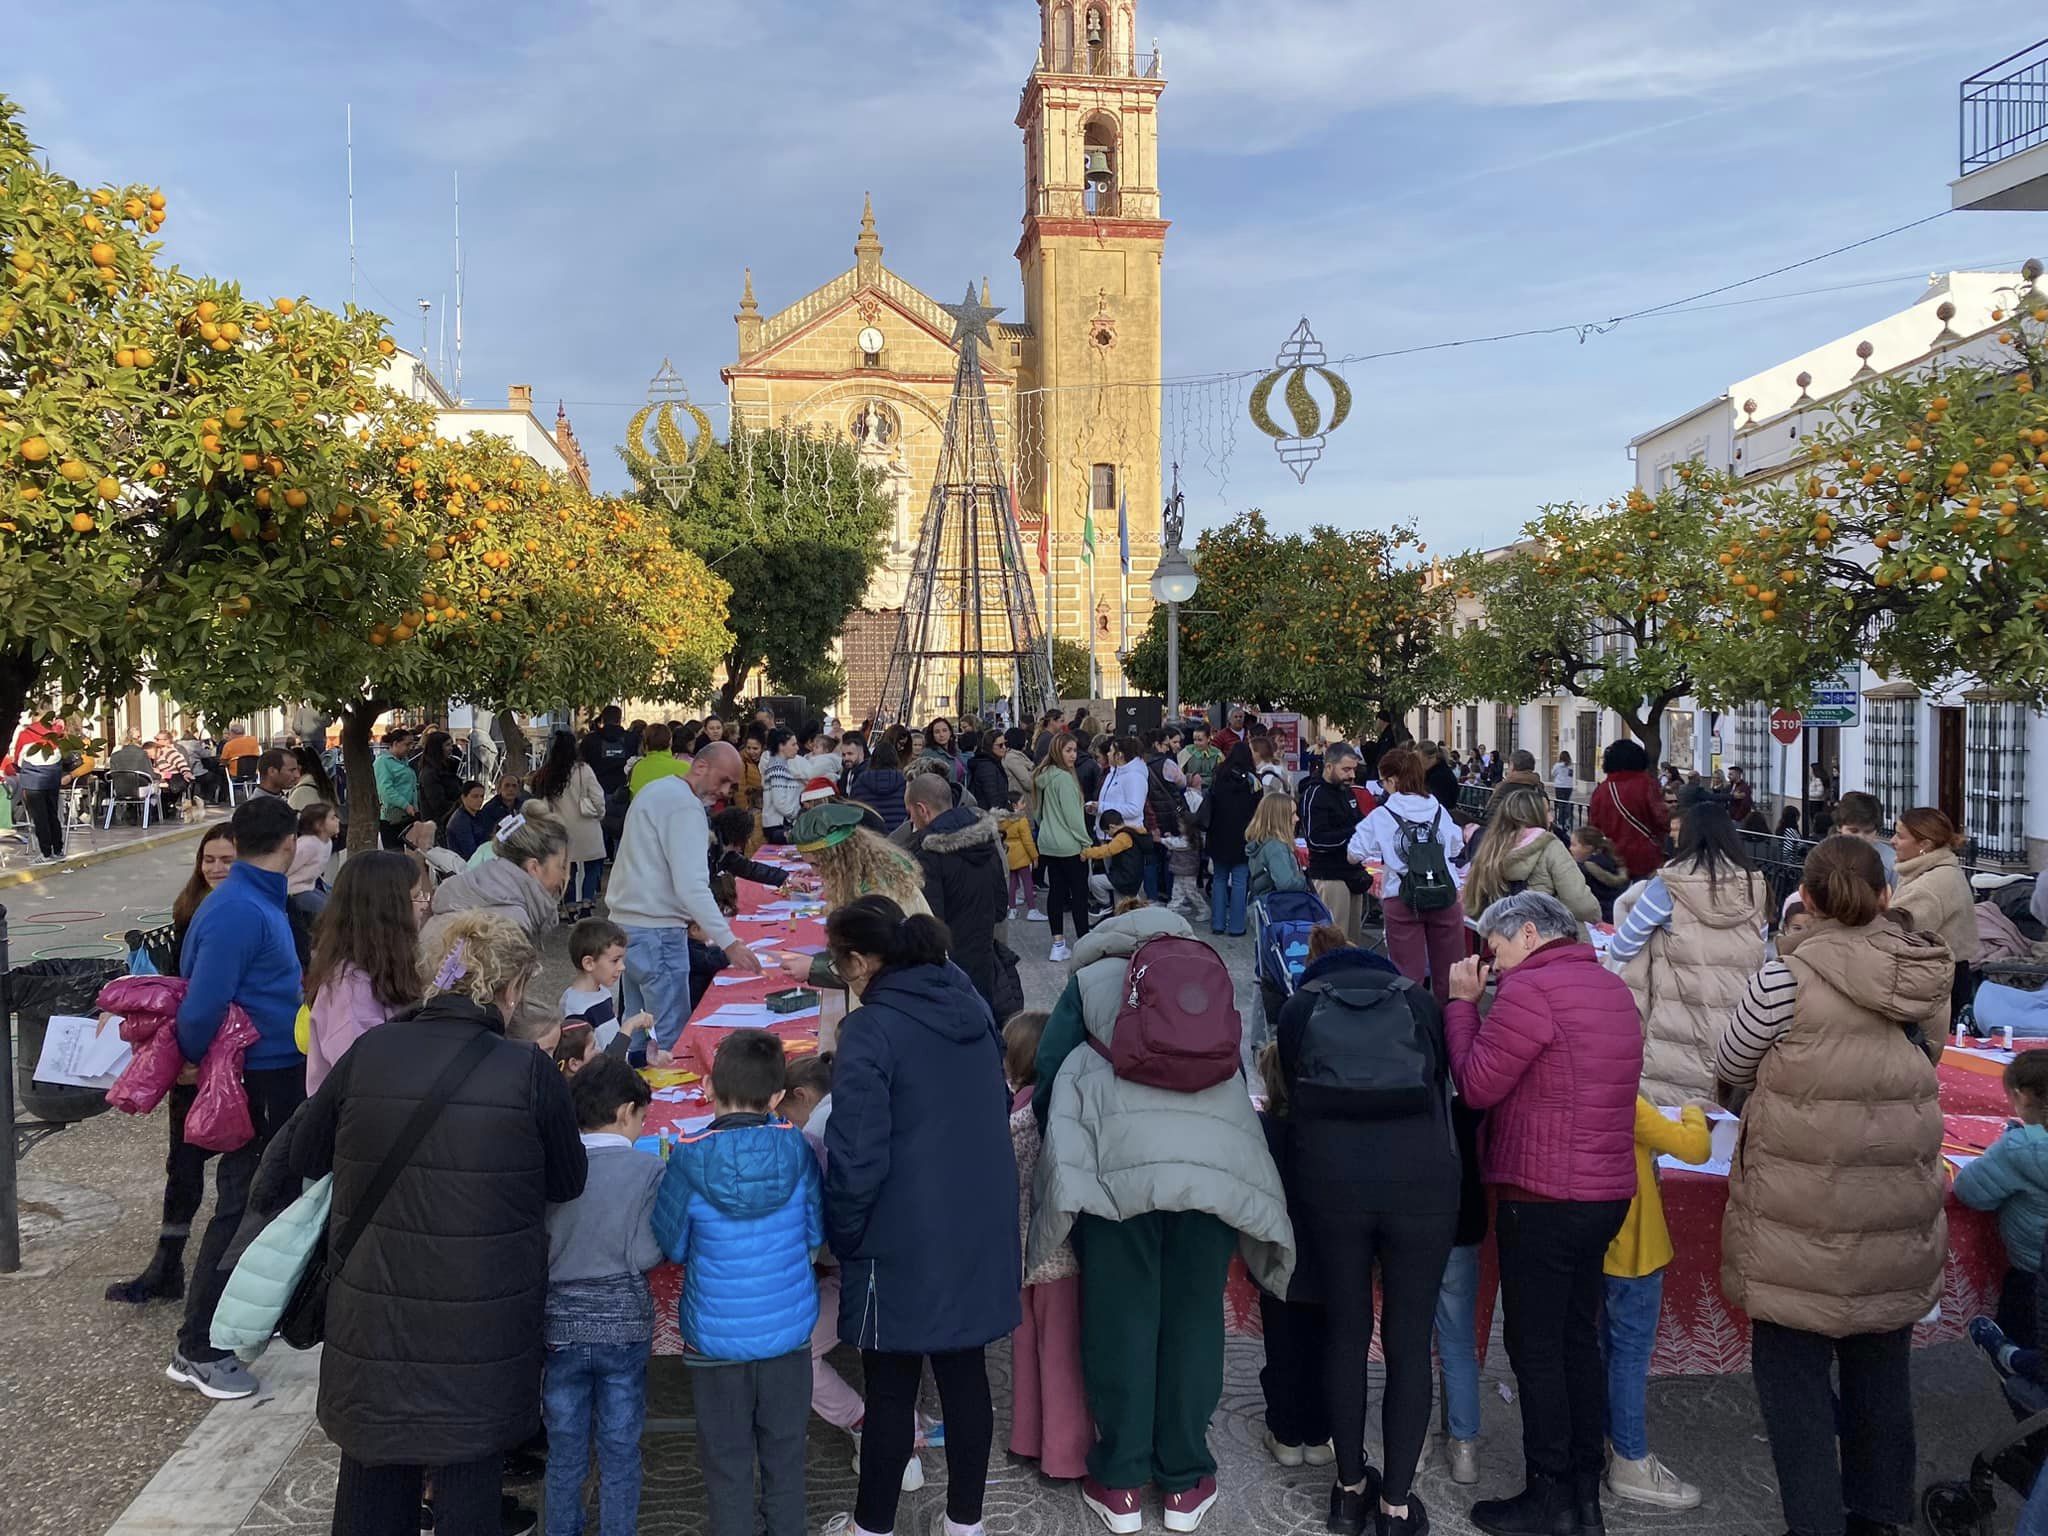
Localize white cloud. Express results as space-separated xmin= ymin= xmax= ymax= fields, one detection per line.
xmin=1154 ymin=0 xmax=1963 ymax=152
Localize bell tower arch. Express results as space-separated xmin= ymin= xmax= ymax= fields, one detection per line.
xmin=1017 ymin=0 xmax=1166 ymax=690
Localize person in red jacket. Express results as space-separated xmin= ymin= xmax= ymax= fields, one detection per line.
xmin=1587 ymin=740 xmax=1666 ymax=882
xmin=1443 ymin=891 xmax=1644 ymax=1536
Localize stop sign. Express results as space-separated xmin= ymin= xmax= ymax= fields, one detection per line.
xmin=1769 ymin=708 xmax=1802 ymax=745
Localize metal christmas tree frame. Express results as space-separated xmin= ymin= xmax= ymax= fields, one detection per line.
xmin=875 ymin=285 xmax=1056 ymax=726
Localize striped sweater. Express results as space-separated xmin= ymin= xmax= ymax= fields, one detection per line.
xmin=1714 ymin=961 xmax=1799 ymax=1089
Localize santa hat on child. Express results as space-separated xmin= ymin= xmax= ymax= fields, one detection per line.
xmin=800 ymin=777 xmax=839 ymax=807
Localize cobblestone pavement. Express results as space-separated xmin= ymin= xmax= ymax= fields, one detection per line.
xmin=4 ymin=869 xmax=2021 ymax=1536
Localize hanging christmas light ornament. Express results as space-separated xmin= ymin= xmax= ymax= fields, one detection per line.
xmin=1248 ymin=318 xmax=1352 ymax=483
xmin=626 ymin=358 xmax=715 ymax=510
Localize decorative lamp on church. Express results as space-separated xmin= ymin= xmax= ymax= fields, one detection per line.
xmin=1149 ymin=467 xmax=1197 ymax=722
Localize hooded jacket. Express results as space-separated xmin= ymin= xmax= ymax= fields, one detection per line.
xmin=1955 ymin=1122 xmax=2048 ymax=1280
xmin=1033 ymin=766 xmax=1089 ymax=858
xmin=849 ymin=766 xmax=910 ymax=836
xmin=1299 ymin=775 xmax=1364 ymax=881
xmin=913 ymin=807 xmax=1010 ymax=1013
xmin=1721 ymin=919 xmax=1950 ymax=1337
xmin=1445 ymin=940 xmax=1641 ymax=1203
xmin=420 ymin=854 xmax=561 ymax=951
xmin=824 ymin=961 xmax=1020 ymax=1353
xmin=175 ymin=861 xmax=304 ymax=1071
xmin=653 ymin=1114 xmax=822 ymax=1361
xmin=1894 ymin=846 xmax=1982 ymax=964
xmin=1617 ymin=863 xmax=1768 ymax=1106
xmin=1028 ymin=908 xmax=1296 ymax=1294
xmin=285 ymin=993 xmax=586 ymax=1467
xmin=1275 ymin=947 xmax=1461 ymax=1218
xmin=1475 ymin=827 xmax=1601 ymax=925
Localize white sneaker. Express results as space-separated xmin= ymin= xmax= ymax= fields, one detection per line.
xmin=848 ymin=1432 xmax=924 ymax=1492
xmin=1605 ymin=1451 xmax=1701 ymax=1510
xmin=1446 ymin=1435 xmax=1480 ymax=1485
xmin=1263 ymin=1428 xmax=1304 ymax=1467
xmin=1301 ymin=1440 xmax=1334 ymax=1467
xmin=1049 ymin=938 xmax=1071 ymax=962
xmin=1026 ymin=907 xmax=1049 ymax=922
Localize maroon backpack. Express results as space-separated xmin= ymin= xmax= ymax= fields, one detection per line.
xmin=1092 ymin=935 xmax=1242 ymax=1092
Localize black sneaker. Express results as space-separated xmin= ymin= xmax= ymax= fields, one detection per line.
xmin=105 ymin=1263 xmax=184 ymax=1305
xmin=1471 ymin=1475 xmax=1577 ymax=1536
xmin=500 ymin=1495 xmax=537 ymax=1536
xmin=419 ymin=1503 xmax=435 ymax=1534
xmin=1571 ymin=1471 xmax=1603 ymax=1535
xmin=1328 ymin=1469 xmax=1382 ymax=1536
xmin=1377 ymin=1495 xmax=1430 ymax=1536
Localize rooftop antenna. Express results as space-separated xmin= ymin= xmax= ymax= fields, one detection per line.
xmin=345 ymin=104 xmax=356 ymax=308
xmin=452 ymin=171 xmax=464 ymax=402
xmin=437 ymin=292 xmax=446 ymax=387
xmin=417 ymin=298 xmax=431 ymax=364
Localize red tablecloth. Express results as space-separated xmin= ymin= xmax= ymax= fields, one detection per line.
xmin=1648 ymin=1045 xmax=2035 ymax=1375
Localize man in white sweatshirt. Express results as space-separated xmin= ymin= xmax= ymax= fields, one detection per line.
xmin=608 ymin=742 xmax=762 ymax=1056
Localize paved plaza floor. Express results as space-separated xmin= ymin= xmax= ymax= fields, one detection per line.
xmin=1 ymin=852 xmax=2018 ymax=1536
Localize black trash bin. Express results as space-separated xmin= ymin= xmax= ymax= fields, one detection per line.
xmin=9 ymin=956 xmax=125 ymax=1123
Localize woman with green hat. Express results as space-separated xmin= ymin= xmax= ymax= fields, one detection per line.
xmin=778 ymin=803 xmax=933 ymax=993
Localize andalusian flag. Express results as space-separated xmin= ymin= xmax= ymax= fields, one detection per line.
xmin=1081 ymin=491 xmax=1096 ymax=566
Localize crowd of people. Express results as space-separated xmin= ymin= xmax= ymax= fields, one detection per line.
xmin=65 ymin=696 xmax=2048 ymax=1536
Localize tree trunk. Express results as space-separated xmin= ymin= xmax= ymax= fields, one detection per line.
xmin=717 ymin=656 xmax=748 ymax=717
xmin=492 ymin=709 xmax=532 ymax=780
xmin=0 ymin=645 xmax=37 ymax=775
xmin=1634 ymin=711 xmax=1663 ymax=770
xmin=340 ymin=702 xmax=385 ymax=853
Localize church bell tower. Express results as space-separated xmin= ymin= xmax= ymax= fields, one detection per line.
xmin=1016 ymin=0 xmax=1167 ymax=694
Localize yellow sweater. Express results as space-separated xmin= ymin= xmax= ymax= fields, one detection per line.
xmin=1604 ymin=1098 xmax=1712 ymax=1279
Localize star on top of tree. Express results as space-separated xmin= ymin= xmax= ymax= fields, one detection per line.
xmin=941 ymin=284 xmax=1003 ymax=348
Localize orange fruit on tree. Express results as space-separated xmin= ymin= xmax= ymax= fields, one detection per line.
xmin=196 ymin=300 xmax=218 ymax=321
xmin=89 ymin=242 xmax=114 ymax=267
xmin=239 ymin=451 xmax=261 ymax=472
xmin=19 ymin=435 xmax=50 ymax=462
xmin=201 ymin=433 xmax=220 ymax=454
xmin=274 ymin=297 xmax=295 ymax=315
xmin=70 ymin=512 xmax=94 ymax=532
xmin=57 ymin=459 xmax=89 ymax=482
xmin=95 ymin=476 xmax=119 ymax=499
xmin=283 ymin=488 xmax=309 ymax=510
xmin=132 ymin=346 xmax=154 ymax=367
xmin=224 ymin=407 xmax=246 ymax=428
xmin=377 ymin=338 xmax=396 ymax=356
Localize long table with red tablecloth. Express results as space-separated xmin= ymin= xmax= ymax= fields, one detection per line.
xmin=1647 ymin=1039 xmax=2035 ymax=1374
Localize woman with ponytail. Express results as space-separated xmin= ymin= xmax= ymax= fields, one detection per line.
xmin=821 ymin=896 xmax=1020 ymax=1536
xmin=286 ymin=910 xmax=586 ymax=1535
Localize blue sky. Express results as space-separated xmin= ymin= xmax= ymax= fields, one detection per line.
xmin=14 ymin=1 xmax=2048 ymax=553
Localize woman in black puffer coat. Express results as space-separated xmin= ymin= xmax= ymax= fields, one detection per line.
xmin=286 ymin=911 xmax=584 ymax=1535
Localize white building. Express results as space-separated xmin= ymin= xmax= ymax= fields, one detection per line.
xmin=1428 ymin=268 xmax=2045 ymax=867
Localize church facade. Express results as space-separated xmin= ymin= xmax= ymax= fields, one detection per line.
xmin=722 ymin=0 xmax=1167 ymax=718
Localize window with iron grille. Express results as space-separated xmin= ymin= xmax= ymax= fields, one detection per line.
xmin=1864 ymin=696 xmax=1917 ymax=825
xmin=1732 ymin=704 xmax=1773 ymax=802
xmin=1966 ymin=698 xmax=2028 ymax=861
xmin=1496 ymin=705 xmax=1519 ymax=755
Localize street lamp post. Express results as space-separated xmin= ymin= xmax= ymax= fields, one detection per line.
xmin=1150 ymin=468 xmax=1199 ymax=722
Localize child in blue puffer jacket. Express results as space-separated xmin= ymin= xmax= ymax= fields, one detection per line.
xmin=1956 ymin=1051 xmax=2048 ymax=1348
xmin=652 ymin=1028 xmax=824 ymax=1536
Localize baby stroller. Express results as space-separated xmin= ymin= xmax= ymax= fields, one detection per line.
xmin=1923 ymin=1319 xmax=2048 ymax=1536
xmin=1252 ymin=888 xmax=1333 ymax=1049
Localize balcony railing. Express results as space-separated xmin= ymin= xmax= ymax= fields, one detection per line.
xmin=1040 ymin=47 xmax=1162 ymax=80
xmin=1961 ymin=37 xmax=2048 ymax=175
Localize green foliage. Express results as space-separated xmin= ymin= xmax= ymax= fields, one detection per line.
xmin=1123 ymin=511 xmax=1453 ymax=730
xmin=1721 ymin=271 xmax=2048 ymax=703
xmin=1450 ymin=473 xmax=1837 ymax=761
xmin=643 ymin=423 xmax=890 ymax=713
xmin=1051 ymin=638 xmax=1092 ymax=702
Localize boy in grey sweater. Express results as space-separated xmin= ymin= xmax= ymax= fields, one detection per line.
xmin=543 ymin=1057 xmax=664 ymax=1536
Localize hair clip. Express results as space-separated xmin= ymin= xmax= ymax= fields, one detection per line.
xmin=494 ymin=813 xmax=527 ymax=843
xmin=431 ymin=939 xmax=469 ymax=991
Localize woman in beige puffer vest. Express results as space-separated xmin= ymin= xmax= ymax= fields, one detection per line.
xmin=1891 ymin=806 xmax=1980 ymax=1025
xmin=1713 ymin=834 xmax=1948 ymax=1536
xmin=1609 ymin=799 xmax=1766 ymax=1105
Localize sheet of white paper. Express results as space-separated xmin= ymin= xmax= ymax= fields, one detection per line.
xmin=1659 ymin=1154 xmax=1732 ymax=1178
xmin=35 ymin=1013 xmax=131 ymax=1088
xmin=650 ymin=1086 xmax=699 ymax=1103
xmin=679 ymin=1114 xmax=716 ymax=1136
xmin=747 ymin=938 xmax=783 ymax=951
xmin=1946 ymin=1151 xmax=1981 ymax=1169
xmin=711 ymin=976 xmax=754 ymax=987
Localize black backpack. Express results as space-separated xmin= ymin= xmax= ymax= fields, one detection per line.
xmin=1394 ymin=806 xmax=1458 ymax=912
xmin=1293 ymin=970 xmax=1441 ymax=1119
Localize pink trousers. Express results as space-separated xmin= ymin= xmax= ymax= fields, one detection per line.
xmin=1382 ymin=894 xmax=1470 ymax=1006
xmin=1009 ymin=1276 xmax=1093 ymax=1480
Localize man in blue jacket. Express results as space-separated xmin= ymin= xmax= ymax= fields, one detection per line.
xmin=166 ymin=794 xmax=307 ymax=1402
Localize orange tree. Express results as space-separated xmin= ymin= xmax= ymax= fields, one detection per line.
xmin=1123 ymin=511 xmax=1455 ymax=730
xmin=1720 ymin=261 xmax=2048 ymax=701
xmin=1450 ymin=473 xmax=1837 ymax=764
xmin=0 ymin=93 xmax=405 ymax=751
xmin=179 ymin=394 xmax=731 ymax=845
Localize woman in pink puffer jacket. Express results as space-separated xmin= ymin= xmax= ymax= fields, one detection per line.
xmin=1443 ymin=891 xmax=1643 ymax=1536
